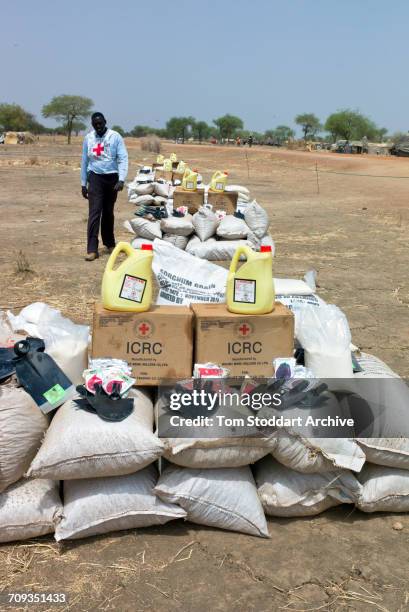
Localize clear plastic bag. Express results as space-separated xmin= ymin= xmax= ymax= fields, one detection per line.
xmin=296 ymin=303 xmax=353 ymax=378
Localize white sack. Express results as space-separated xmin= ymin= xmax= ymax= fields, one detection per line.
xmin=27 ymin=389 xmax=163 ymax=480
xmin=160 ymin=214 xmax=194 ymax=236
xmin=357 ymin=464 xmax=409 ymax=512
xmin=192 ymin=207 xmax=220 ymax=241
xmin=225 ymin=184 xmax=250 ymax=195
xmin=216 ymin=215 xmax=249 ymax=239
xmin=153 ymin=240 xmax=227 ymax=305
xmin=274 ymin=278 xmax=314 ymax=296
xmin=153 ymin=195 xmax=167 ymax=206
xmin=185 ymin=236 xmax=217 ymax=258
xmin=130 ymin=218 xmax=162 ymax=240
xmin=203 ymin=240 xmax=253 ymax=261
xmin=127 ymin=182 xmax=154 ymax=197
xmin=154 ymin=465 xmax=269 ymax=537
xmin=130 ymin=194 xmax=155 ymax=206
xmin=0 ymin=385 xmax=49 ymax=493
xmin=255 ymin=456 xmax=362 ymax=517
xmin=338 ymin=353 xmax=409 ymax=470
xmin=244 ymin=200 xmax=269 ymax=238
xmin=55 ymin=465 xmax=185 ymax=541
xmin=0 ymin=479 xmax=62 ymax=543
xmin=154 ymin=182 xmax=171 ymax=198
xmin=163 ymin=438 xmax=276 ymax=469
xmin=162 ymin=234 xmax=189 ymax=250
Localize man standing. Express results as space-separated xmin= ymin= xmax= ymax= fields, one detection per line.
xmin=81 ymin=112 xmax=128 ymax=261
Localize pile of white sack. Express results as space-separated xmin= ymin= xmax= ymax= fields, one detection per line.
xmin=1 ymin=298 xmax=409 ymax=544
xmin=125 ymin=175 xmax=274 ymax=260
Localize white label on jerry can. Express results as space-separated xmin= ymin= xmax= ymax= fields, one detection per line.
xmin=120 ymin=274 xmax=146 ymax=303
xmin=216 ymin=181 xmax=224 ymax=190
xmin=234 ymin=278 xmax=256 ymax=304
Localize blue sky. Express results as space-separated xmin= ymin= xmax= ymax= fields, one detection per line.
xmin=2 ymin=0 xmax=408 ymax=135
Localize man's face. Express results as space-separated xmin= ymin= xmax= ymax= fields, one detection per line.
xmin=92 ymin=116 xmax=107 ymax=137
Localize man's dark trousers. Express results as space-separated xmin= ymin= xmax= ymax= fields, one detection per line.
xmin=87 ymin=171 xmax=118 ymax=253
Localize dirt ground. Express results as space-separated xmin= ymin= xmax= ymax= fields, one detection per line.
xmin=0 ymin=139 xmax=408 ymax=611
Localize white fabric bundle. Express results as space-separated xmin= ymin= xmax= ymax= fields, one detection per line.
xmin=130 ymin=194 xmax=155 ymax=206
xmin=244 ymin=200 xmax=269 ymax=238
xmin=255 ymin=456 xmax=362 ymax=517
xmin=153 ymin=195 xmax=167 ymax=206
xmin=27 ymin=389 xmax=164 ymax=480
xmin=160 ymin=214 xmax=194 ymax=236
xmin=203 ymin=240 xmax=253 ymax=261
xmin=216 ymin=215 xmax=249 ymax=239
xmin=55 ymin=465 xmax=186 ymax=541
xmin=130 ymin=218 xmax=162 ymax=240
xmin=0 ymin=385 xmax=49 ymax=493
xmin=154 ymin=465 xmax=269 ymax=537
xmin=192 ymin=206 xmax=220 ymax=241
xmin=0 ymin=479 xmax=62 ymax=543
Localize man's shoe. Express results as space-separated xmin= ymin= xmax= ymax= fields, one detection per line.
xmin=102 ymin=246 xmax=115 ymax=255
xmin=85 ymin=252 xmax=99 ymax=261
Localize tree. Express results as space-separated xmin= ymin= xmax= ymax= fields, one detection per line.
xmin=0 ymin=103 xmax=43 ymax=132
xmin=265 ymin=125 xmax=295 ymax=144
xmin=390 ymin=131 xmax=409 ymax=144
xmin=111 ymin=124 xmax=125 ymax=136
xmin=166 ymin=116 xmax=195 ymax=143
xmin=213 ymin=114 xmax=243 ymax=141
xmin=324 ymin=109 xmax=383 ymax=142
xmin=295 ymin=113 xmax=321 ymax=140
xmin=42 ymin=95 xmax=93 ymax=144
xmin=191 ymin=120 xmax=211 ymax=143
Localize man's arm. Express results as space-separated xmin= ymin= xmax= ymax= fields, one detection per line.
xmin=81 ymin=137 xmax=89 ymax=197
xmin=114 ymin=135 xmax=128 ymax=191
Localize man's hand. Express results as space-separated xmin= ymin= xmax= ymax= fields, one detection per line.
xmin=81 ymin=186 xmax=88 ymax=199
xmin=114 ymin=180 xmax=124 ymax=192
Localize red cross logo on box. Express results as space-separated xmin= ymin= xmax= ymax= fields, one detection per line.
xmin=93 ymin=142 xmax=104 ymax=156
xmin=236 ymin=321 xmax=253 ymax=337
xmin=135 ymin=320 xmax=154 ymax=338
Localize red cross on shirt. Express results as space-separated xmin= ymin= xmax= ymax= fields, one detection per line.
xmin=138 ymin=323 xmax=150 ymax=335
xmin=239 ymin=323 xmax=250 ymax=336
xmin=93 ymin=142 xmax=104 ymax=156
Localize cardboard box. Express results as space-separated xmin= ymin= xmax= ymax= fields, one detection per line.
xmin=207 ymin=191 xmax=238 ymax=214
xmin=172 ymin=171 xmax=185 ymax=183
xmin=173 ymin=186 xmax=204 ymax=213
xmin=191 ymin=303 xmax=294 ymax=378
xmin=154 ymin=170 xmax=173 ymax=182
xmin=92 ymin=304 xmax=193 ymax=385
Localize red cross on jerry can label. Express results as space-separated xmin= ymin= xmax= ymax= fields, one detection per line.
xmin=92 ymin=142 xmax=104 ymax=156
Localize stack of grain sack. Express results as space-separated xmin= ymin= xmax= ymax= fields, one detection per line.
xmin=125 ymin=171 xmax=274 ymax=260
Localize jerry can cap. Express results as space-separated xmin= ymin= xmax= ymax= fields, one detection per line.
xmin=141 ymin=244 xmax=153 ymax=250
xmin=260 ymin=246 xmax=272 ymax=252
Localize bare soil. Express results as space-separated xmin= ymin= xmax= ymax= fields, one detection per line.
xmin=0 ymin=138 xmax=408 ymax=611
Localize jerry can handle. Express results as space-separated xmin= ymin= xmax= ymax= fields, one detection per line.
xmin=229 ymin=246 xmax=251 ymax=274
xmin=105 ymin=242 xmax=134 ymax=272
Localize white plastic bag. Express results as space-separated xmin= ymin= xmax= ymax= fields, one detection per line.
xmin=7 ymin=303 xmax=89 ymax=384
xmin=192 ymin=206 xmax=220 ymax=241
xmin=216 ymin=215 xmax=249 ymax=239
xmin=296 ymin=304 xmax=353 ymax=378
xmin=244 ymin=200 xmax=269 ymax=238
xmin=154 ymin=464 xmax=269 ymax=537
xmin=153 ymin=240 xmax=227 ymax=305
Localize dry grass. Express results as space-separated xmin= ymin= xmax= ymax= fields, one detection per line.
xmin=14 ymin=250 xmax=34 ymax=275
